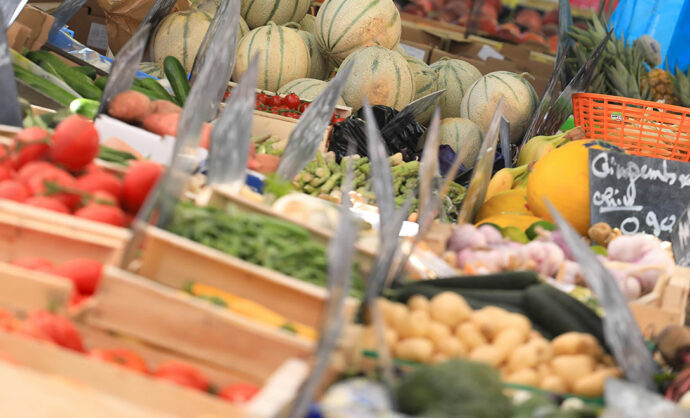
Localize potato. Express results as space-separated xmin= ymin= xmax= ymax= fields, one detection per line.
xmin=408 ymin=295 xmax=429 ymax=311
xmin=150 ymin=100 xmax=181 ymax=114
xmin=505 ymin=369 xmax=539 ymax=387
xmin=378 ymin=298 xmax=394 ymax=324
xmin=431 ymin=353 xmax=449 ymax=364
xmin=360 ymin=326 xmax=397 ymax=350
xmin=429 ymin=292 xmax=472 ymax=328
xmin=537 ymin=363 xmax=553 ymax=379
xmin=436 ymin=336 xmax=466 ymax=357
xmin=572 ymin=368 xmax=621 ymax=397
xmin=427 ymin=321 xmax=451 ymax=346
xmin=507 ymin=344 xmax=539 ymax=373
xmin=469 ymin=345 xmax=505 ymax=367
xmin=540 ymin=375 xmax=568 ymax=394
xmin=527 ymin=338 xmax=553 ymax=364
xmin=501 ymin=313 xmax=532 ymax=340
xmin=493 ymin=328 xmax=527 ymax=357
xmin=142 ymin=112 xmax=179 ymax=136
xmin=108 ymin=90 xmax=152 ymax=123
xmin=551 ymin=355 xmax=595 ymax=387
xmin=395 ymin=338 xmax=434 ymax=363
xmin=385 ymin=303 xmax=408 ymax=328
xmin=456 ymin=322 xmax=488 ymax=350
xmin=396 ymin=309 xmax=430 ymax=339
xmin=551 ymin=332 xmax=601 ymax=357
xmin=471 ymin=306 xmax=510 ymax=339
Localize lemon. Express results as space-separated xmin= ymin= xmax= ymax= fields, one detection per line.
xmin=476 ymin=188 xmax=532 ymax=222
xmin=526 ymin=140 xmax=600 ymax=235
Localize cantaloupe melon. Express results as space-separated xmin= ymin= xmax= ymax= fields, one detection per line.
xmin=430 ymin=57 xmax=482 ymax=119
xmin=233 ymin=23 xmax=311 ymax=92
xmin=460 ymin=71 xmax=539 ymax=144
xmin=405 ymin=55 xmax=438 ymax=124
xmin=241 ymin=0 xmax=311 ymax=29
xmin=340 ymin=46 xmax=415 ymax=111
xmin=277 ymin=78 xmax=347 ymax=106
xmin=286 ymin=24 xmax=331 ymax=80
xmin=192 ymin=0 xmax=250 ymax=39
xmin=315 ymin=0 xmax=401 ymax=65
xmin=439 ymin=118 xmax=485 ymax=169
xmin=299 ymin=14 xmax=316 ymax=33
xmin=397 ymin=44 xmax=409 ymax=56
xmin=151 ymin=10 xmax=213 ymax=74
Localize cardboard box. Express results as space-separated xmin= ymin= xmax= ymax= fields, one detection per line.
xmin=399 ymin=40 xmax=433 ymax=63
xmin=7 ymin=5 xmax=54 ymax=51
xmin=66 ymin=0 xmax=108 ymax=55
xmin=401 ymin=22 xmax=446 ymax=49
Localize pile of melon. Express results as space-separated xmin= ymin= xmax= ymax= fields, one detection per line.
xmin=149 ymin=0 xmax=539 ymax=150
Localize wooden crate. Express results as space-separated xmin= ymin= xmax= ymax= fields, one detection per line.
xmin=0 ymin=261 xmax=73 ymax=314
xmin=0 ymin=200 xmax=130 ymax=265
xmin=195 ymin=185 xmax=376 ymax=272
xmin=138 ymin=226 xmax=357 ymax=330
xmin=82 ymin=266 xmax=313 ymax=384
xmin=630 ymin=266 xmax=690 ymax=338
xmin=251 ymin=110 xmax=331 ymax=153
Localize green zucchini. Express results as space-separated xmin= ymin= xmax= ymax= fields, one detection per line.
xmin=95 ymin=76 xmax=108 ymax=90
xmin=72 ymin=66 xmax=98 ymax=80
xmin=422 ymin=271 xmax=540 ymax=290
xmin=13 ymin=65 xmax=77 ymax=106
xmin=523 ymin=284 xmax=606 ymax=349
xmin=26 ymin=51 xmax=102 ymax=100
xmin=163 ymin=56 xmax=190 ymax=106
xmin=131 ymin=85 xmax=170 ymax=101
xmin=138 ymin=77 xmax=175 ymax=102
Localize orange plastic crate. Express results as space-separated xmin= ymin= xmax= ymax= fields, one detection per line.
xmin=572 ymin=93 xmax=690 ymax=162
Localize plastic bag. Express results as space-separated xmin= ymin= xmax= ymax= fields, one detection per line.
xmin=609 ymin=0 xmax=690 ymax=71
xmin=328 ymin=105 xmax=426 ymax=162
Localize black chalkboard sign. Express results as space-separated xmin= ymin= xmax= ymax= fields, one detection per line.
xmin=671 ymin=206 xmax=690 ymax=266
xmin=0 ymin=9 xmax=22 ymax=127
xmin=589 ymin=149 xmax=690 ymax=241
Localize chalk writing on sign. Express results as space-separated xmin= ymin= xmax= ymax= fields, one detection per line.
xmin=589 ymin=149 xmax=690 ymax=241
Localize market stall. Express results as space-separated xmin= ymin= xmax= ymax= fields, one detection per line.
xmin=1 ymin=0 xmax=690 ymax=416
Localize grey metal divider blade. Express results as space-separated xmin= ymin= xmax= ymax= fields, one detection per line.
xmin=47 ymin=0 xmax=87 ymax=40
xmin=0 ymin=9 xmax=22 ymax=127
xmin=207 ymin=54 xmax=259 ymax=188
xmin=521 ymin=52 xmax=567 ymax=146
xmin=2 ymin=0 xmax=27 ymax=28
xmin=547 ymin=201 xmax=657 ymax=390
xmin=499 ymin=116 xmax=511 ymax=168
xmin=363 ymin=100 xmax=396 ymax=232
xmin=557 ymin=0 xmax=574 ymax=87
xmin=96 ymin=24 xmax=151 ymax=116
xmin=456 ymin=97 xmax=504 ymax=224
xmin=380 ymin=89 xmax=445 ymax=138
xmin=288 ymin=157 xmax=359 ymax=418
xmin=275 ymin=62 xmax=353 ymax=181
xmin=140 ymin=0 xmax=178 ymax=29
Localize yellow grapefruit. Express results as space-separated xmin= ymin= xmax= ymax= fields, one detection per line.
xmin=476 ymin=214 xmax=543 ymax=231
xmin=526 ymin=139 xmax=599 ymax=235
xmin=476 ymin=188 xmax=532 ymax=222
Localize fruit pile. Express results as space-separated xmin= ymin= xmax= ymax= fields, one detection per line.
xmin=0 ymin=308 xmax=259 ymax=403
xmin=2 ymin=116 xmax=162 ymax=227
xmin=249 ymin=92 xmax=347 ymax=124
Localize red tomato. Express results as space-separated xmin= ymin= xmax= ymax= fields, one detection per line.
xmin=76 ymin=171 xmax=123 ymax=200
xmin=154 ymin=361 xmax=210 ymax=391
xmin=22 ymin=310 xmax=85 ymax=352
xmin=12 ymin=127 xmax=51 ymax=169
xmin=121 ymin=161 xmax=162 ymax=213
xmin=11 ymin=257 xmax=54 ymax=271
xmin=51 ymin=115 xmax=100 ymax=172
xmin=27 ymin=168 xmax=81 ymax=210
xmin=219 ymin=383 xmax=260 ymax=403
xmin=0 ymin=166 xmax=14 ymax=182
xmin=90 ymin=190 xmax=119 ymax=206
xmin=74 ymin=203 xmax=127 ymax=227
xmin=298 ymin=102 xmax=310 ymax=113
xmin=283 ymin=94 xmax=300 ymax=110
xmin=89 ymin=348 xmax=149 ymax=374
xmin=256 ymin=93 xmax=269 ymax=105
xmin=17 ymin=161 xmax=57 ymax=185
xmin=25 ymin=196 xmax=70 ymax=214
xmin=0 ymin=180 xmax=29 ymax=202
xmin=333 ymin=117 xmax=345 ymax=124
xmin=55 ymin=258 xmax=103 ymax=296
xmin=34 ymin=265 xmax=61 ymax=276
xmin=0 ymin=308 xmax=15 ymax=332
xmin=267 ymin=95 xmax=283 ymax=107
xmin=70 ymin=292 xmax=88 ymax=307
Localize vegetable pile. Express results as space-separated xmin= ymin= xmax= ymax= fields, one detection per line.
xmin=235 ymin=91 xmax=347 ymax=124
xmin=0 ymin=308 xmax=258 ymax=404
xmin=2 ymin=117 xmax=162 ymax=227
xmin=168 ymin=202 xmax=364 ymax=297
xmin=293 ymin=151 xmax=466 ymax=220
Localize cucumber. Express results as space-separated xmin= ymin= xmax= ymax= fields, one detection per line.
xmin=69 ymin=98 xmax=99 ymax=119
xmin=131 ymin=85 xmax=170 ymax=101
xmin=95 ymin=76 xmax=108 ymax=90
xmin=421 ymin=271 xmax=540 ymax=290
xmin=13 ymin=65 xmax=77 ymax=106
xmin=163 ymin=56 xmax=190 ymax=106
xmin=138 ymin=78 xmax=175 ymax=102
xmin=72 ymin=66 xmax=98 ymax=80
xmin=523 ymin=284 xmax=606 ymax=349
xmin=26 ymin=51 xmax=102 ymax=100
